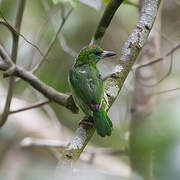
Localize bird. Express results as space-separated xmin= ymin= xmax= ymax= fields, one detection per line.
xmin=69 ymin=45 xmax=116 ymax=137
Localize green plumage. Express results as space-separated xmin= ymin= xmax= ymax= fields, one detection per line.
xmin=69 ymin=45 xmax=115 ymax=137
xmin=93 ymin=106 xmax=112 ymax=137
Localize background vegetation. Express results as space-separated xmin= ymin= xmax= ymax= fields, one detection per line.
xmin=0 ymin=0 xmax=180 ymax=179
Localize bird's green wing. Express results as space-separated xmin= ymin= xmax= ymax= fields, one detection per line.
xmin=69 ymin=65 xmax=103 ymax=112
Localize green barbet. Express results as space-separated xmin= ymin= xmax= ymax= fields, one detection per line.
xmin=69 ymin=45 xmax=116 ymax=137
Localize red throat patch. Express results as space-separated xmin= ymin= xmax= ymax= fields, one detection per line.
xmin=90 ymin=45 xmax=96 ymax=48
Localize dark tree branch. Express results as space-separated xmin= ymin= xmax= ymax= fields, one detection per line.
xmin=91 ymin=0 xmax=125 ymax=45
xmin=0 ymin=18 xmax=17 ymax=38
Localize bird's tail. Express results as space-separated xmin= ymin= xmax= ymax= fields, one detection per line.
xmin=93 ymin=107 xmax=112 ymax=137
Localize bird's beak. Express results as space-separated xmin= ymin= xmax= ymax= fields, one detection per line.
xmin=101 ymin=51 xmax=116 ymax=58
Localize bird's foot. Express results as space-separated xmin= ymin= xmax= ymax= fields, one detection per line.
xmin=79 ymin=116 xmax=94 ymax=127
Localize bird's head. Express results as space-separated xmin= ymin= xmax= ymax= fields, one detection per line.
xmin=75 ymin=45 xmax=116 ymax=66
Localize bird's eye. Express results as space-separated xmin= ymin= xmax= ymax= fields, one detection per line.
xmin=96 ymin=51 xmax=102 ymax=56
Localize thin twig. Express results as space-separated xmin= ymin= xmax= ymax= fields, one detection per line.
xmin=9 ymin=100 xmax=50 ymax=114
xmin=153 ymin=87 xmax=180 ymax=96
xmin=134 ymin=43 xmax=180 ymax=87
xmin=0 ymin=18 xmax=17 ymax=38
xmin=136 ymin=52 xmax=174 ymax=87
xmin=27 ymin=11 xmax=52 ymax=70
xmin=31 ymin=87 xmax=63 ymax=131
xmin=41 ymin=1 xmax=77 ymax=58
xmin=31 ymin=7 xmax=73 ymax=73
xmin=60 ymin=34 xmax=78 ymax=58
xmin=0 ymin=11 xmax=45 ymax=59
xmin=135 ymin=42 xmax=180 ymax=69
xmin=0 ymin=0 xmax=26 ymax=127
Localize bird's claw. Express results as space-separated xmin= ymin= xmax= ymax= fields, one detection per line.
xmin=79 ymin=116 xmax=94 ymax=127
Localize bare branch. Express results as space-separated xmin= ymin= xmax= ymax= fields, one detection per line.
xmin=31 ymin=7 xmax=73 ymax=73
xmin=135 ymin=42 xmax=180 ymax=69
xmin=136 ymin=53 xmax=174 ymax=87
xmin=0 ymin=18 xmax=17 ymax=38
xmin=30 ymin=88 xmax=63 ymax=131
xmin=0 ymin=0 xmax=26 ymax=128
xmin=60 ymin=34 xmax=78 ymax=58
xmin=26 ymin=15 xmax=50 ymax=70
xmin=153 ymin=87 xmax=180 ymax=96
xmin=0 ymin=11 xmax=45 ymax=59
xmin=41 ymin=1 xmax=78 ymax=58
xmin=133 ymin=42 xmax=180 ymax=87
xmin=57 ymin=0 xmax=161 ymax=172
xmin=0 ymin=65 xmax=78 ymax=113
xmin=9 ymin=100 xmax=50 ymax=114
xmin=0 ymin=44 xmax=78 ymax=113
xmin=0 ymin=44 xmax=13 ymax=65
